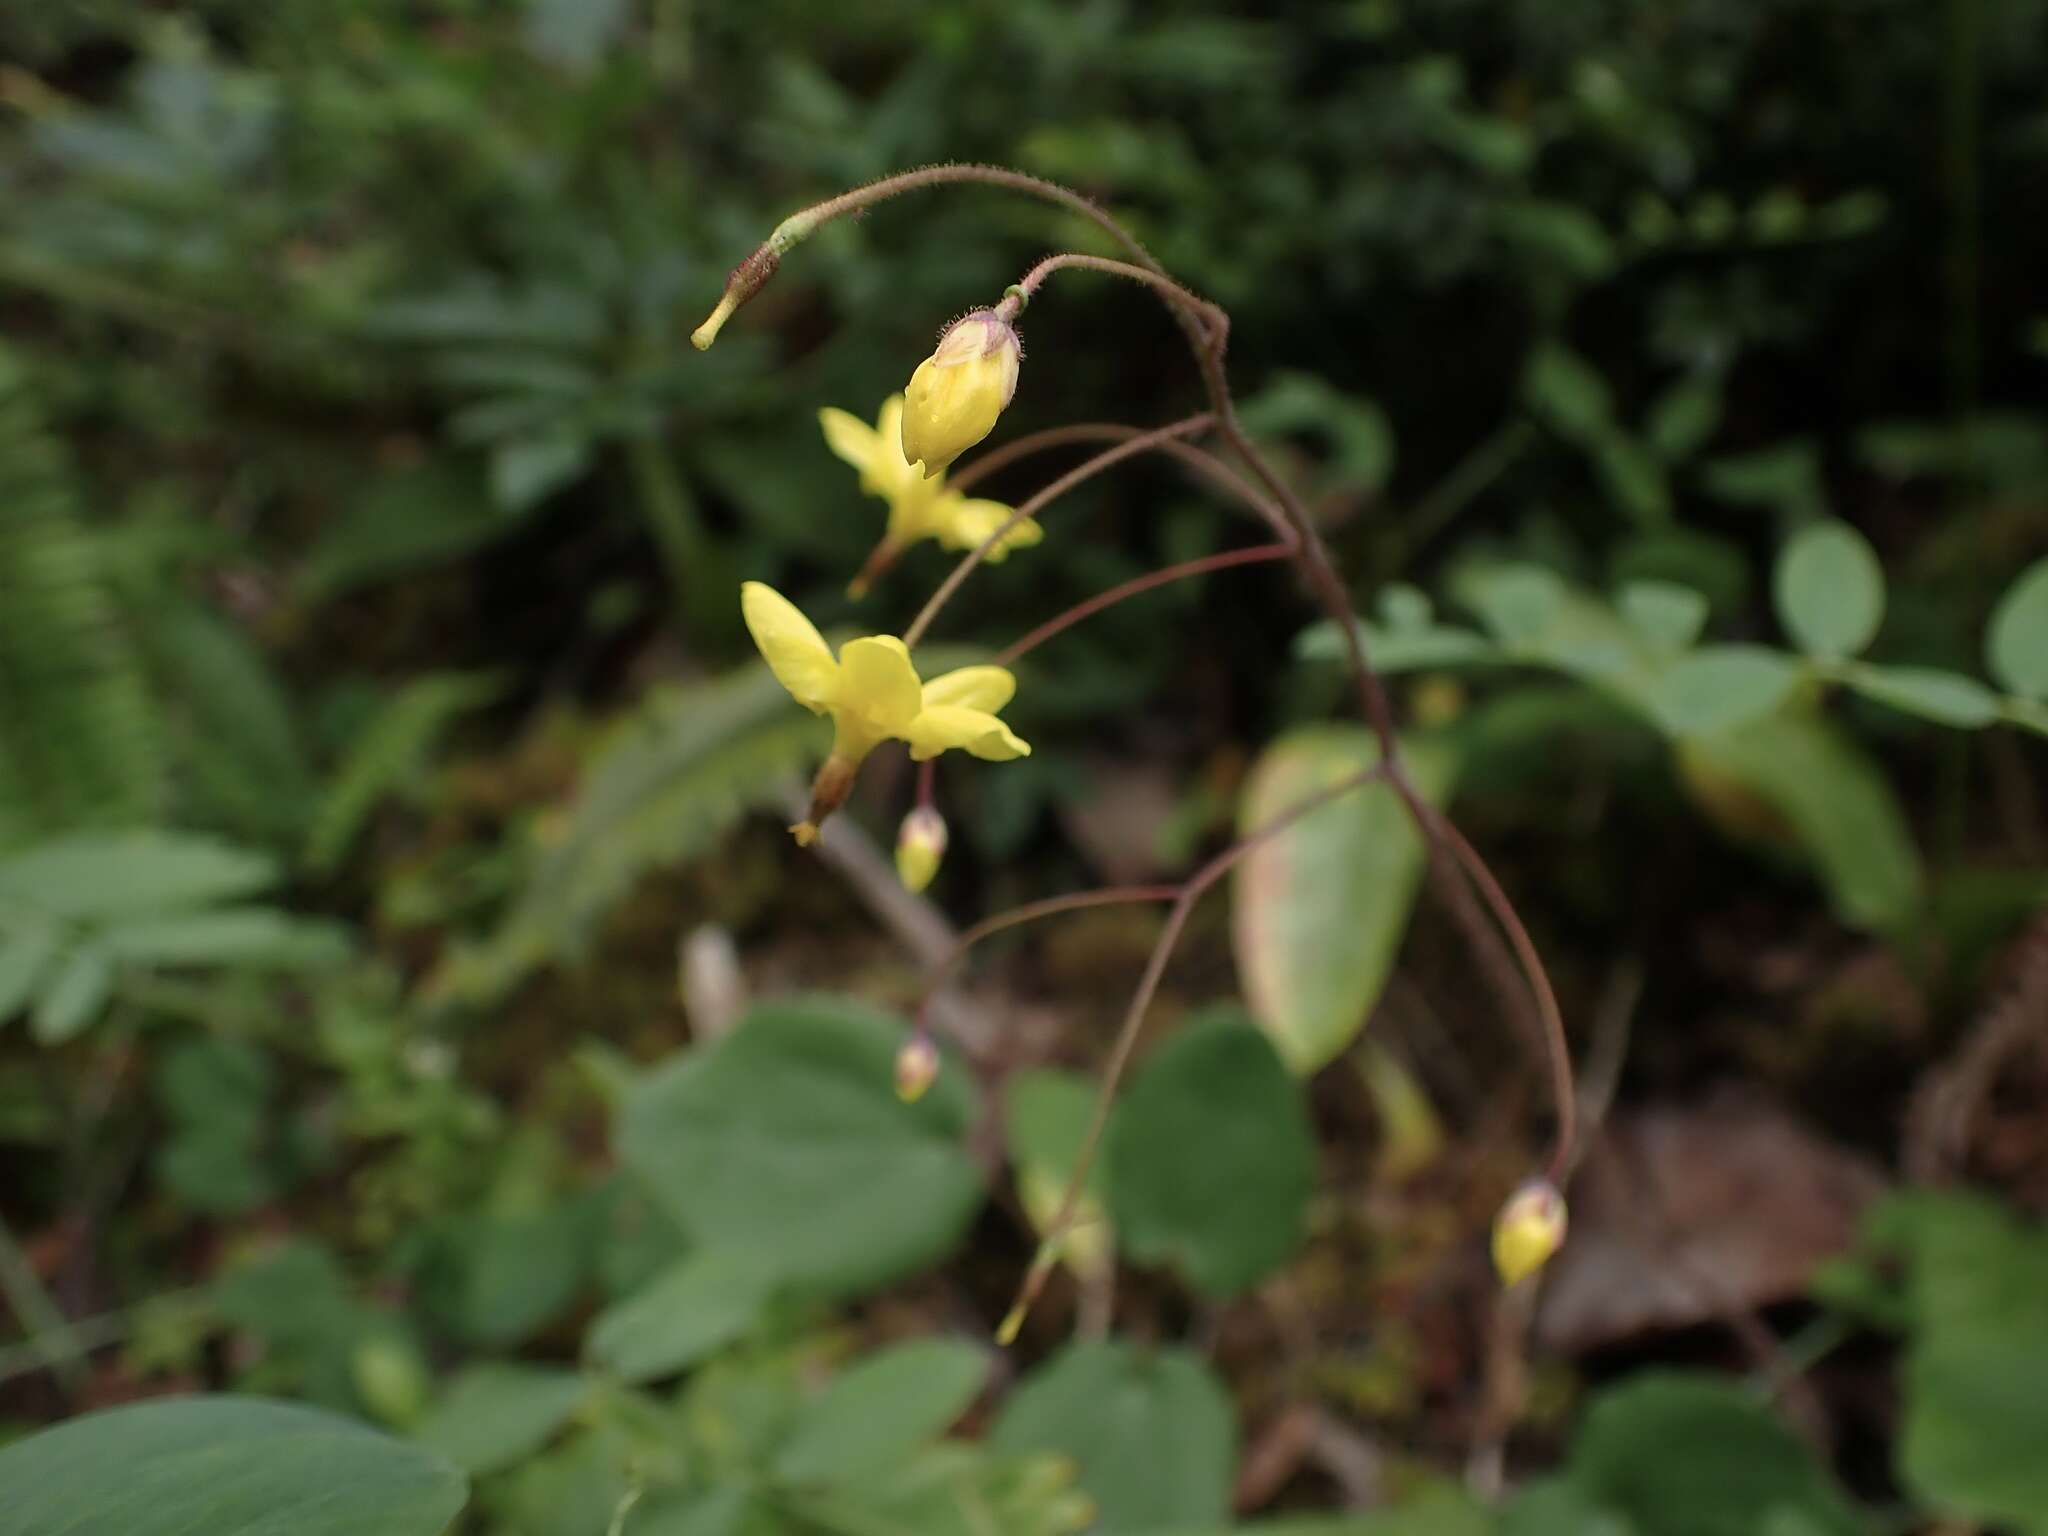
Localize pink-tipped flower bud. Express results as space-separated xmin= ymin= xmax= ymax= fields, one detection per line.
xmin=1491 ymin=1178 xmax=1568 ymax=1287
xmin=895 ymin=806 xmax=949 ymax=894
xmin=894 ymin=1031 xmax=941 ymax=1103
xmin=901 ymin=310 xmax=1021 ymax=478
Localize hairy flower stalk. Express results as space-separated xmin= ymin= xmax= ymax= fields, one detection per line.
xmin=698 ymin=162 xmax=1578 ymax=1342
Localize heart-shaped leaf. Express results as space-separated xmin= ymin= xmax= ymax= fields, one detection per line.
xmin=1106 ymin=1009 xmax=1315 ymax=1296
xmin=618 ymin=998 xmax=982 ymax=1296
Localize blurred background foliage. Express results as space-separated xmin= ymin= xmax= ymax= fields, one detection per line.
xmin=2 ymin=0 xmax=2048 ymax=1533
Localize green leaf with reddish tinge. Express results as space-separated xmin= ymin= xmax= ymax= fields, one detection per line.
xmin=1231 ymin=726 xmax=1456 ymax=1074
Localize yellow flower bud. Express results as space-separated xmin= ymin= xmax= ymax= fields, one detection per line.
xmin=895 ymin=806 xmax=949 ymax=893
xmin=894 ymin=1032 xmax=941 ymax=1103
xmin=901 ymin=311 xmax=1021 ymax=477
xmin=1491 ymin=1178 xmax=1568 ymax=1288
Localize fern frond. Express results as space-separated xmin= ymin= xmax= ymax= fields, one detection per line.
xmin=437 ymin=664 xmax=828 ymax=1006
xmin=0 ymin=348 xmax=166 ymax=847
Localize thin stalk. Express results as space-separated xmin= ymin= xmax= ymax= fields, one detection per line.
xmin=0 ymin=1209 xmax=84 ymax=1395
xmin=916 ymin=886 xmax=1182 ymax=1026
xmin=998 ymin=761 xmax=1391 ymax=1342
xmin=993 ymin=543 xmax=1294 ymax=666
xmin=1001 ymin=253 xmax=1226 ymax=344
xmin=902 ymin=416 xmax=1215 ymax=648
xmin=951 ymin=423 xmax=1291 ymax=542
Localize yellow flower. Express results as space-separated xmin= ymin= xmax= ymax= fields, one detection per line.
xmin=1491 ymin=1178 xmax=1568 ymax=1288
xmin=820 ymin=396 xmax=1041 ymax=594
xmin=741 ymin=582 xmax=1030 ymax=842
xmin=901 ymin=310 xmax=1021 ymax=478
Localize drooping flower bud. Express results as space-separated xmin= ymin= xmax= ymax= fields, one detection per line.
xmin=894 ymin=1031 xmax=941 ymax=1103
xmin=901 ymin=310 xmax=1021 ymax=478
xmin=1491 ymin=1178 xmax=1568 ymax=1287
xmin=895 ymin=806 xmax=949 ymax=893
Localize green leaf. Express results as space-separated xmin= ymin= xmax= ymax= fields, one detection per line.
xmin=0 ymin=1395 xmax=467 ymax=1536
xmin=1295 ymin=619 xmax=1495 ymax=671
xmin=300 ymin=463 xmax=518 ymax=603
xmin=1557 ymin=1374 xmax=1864 ymax=1536
xmin=416 ymin=1202 xmax=596 ymax=1349
xmin=1106 ymin=1009 xmax=1316 ymax=1296
xmin=585 ymin=1249 xmax=777 ymax=1385
xmin=0 ymin=919 xmax=60 ymax=1022
xmin=1863 ymin=1193 xmax=2048 ymax=1533
xmin=617 ymin=998 xmax=983 ymax=1296
xmin=1452 ymin=565 xmax=1664 ymax=709
xmin=1501 ymin=1479 xmax=1638 ymax=1536
xmin=490 ymin=429 xmax=592 ymax=512
xmin=1459 ymin=564 xmax=1566 ymax=647
xmin=1238 ymin=372 xmax=1395 ymax=494
xmin=305 ymin=672 xmax=501 ymax=874
xmin=31 ymin=942 xmax=113 ymax=1044
xmin=1986 ymin=557 xmax=2048 ymax=699
xmin=414 ymin=1364 xmax=588 ymax=1477
xmin=1841 ymin=666 xmax=2002 ymax=728
xmin=1231 ymin=727 xmax=1457 ymax=1074
xmin=1524 ymin=343 xmax=1613 ymax=443
xmin=1652 ymin=647 xmax=1802 ymax=738
xmin=1004 ymin=1069 xmax=1113 ymax=1279
xmin=0 ymin=832 xmax=275 ymax=921
xmin=1702 ymin=442 xmax=1829 ymax=521
xmin=1645 ymin=374 xmax=1723 ymax=463
xmin=1774 ymin=521 xmax=1884 ymax=660
xmin=774 ymin=1338 xmax=990 ymax=1487
xmin=1184 ymin=1488 xmax=1493 ymax=1536
xmin=1595 ymin=432 xmax=1673 ymax=525
xmin=1679 ymin=710 xmax=1921 ymax=931
xmin=993 ymin=1341 xmax=1236 ymax=1534
xmin=444 ymin=664 xmax=828 ymax=1005
xmin=1617 ymin=581 xmax=1710 ymax=654
xmin=100 ymin=909 xmax=353 ymax=968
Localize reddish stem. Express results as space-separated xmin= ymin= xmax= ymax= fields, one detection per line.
xmin=994 ymin=543 xmax=1294 ymax=667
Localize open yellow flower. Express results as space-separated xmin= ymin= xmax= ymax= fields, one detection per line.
xmin=820 ymin=395 xmax=1041 ymax=595
xmin=901 ymin=310 xmax=1021 ymax=478
xmin=742 ymin=582 xmax=1030 ymax=843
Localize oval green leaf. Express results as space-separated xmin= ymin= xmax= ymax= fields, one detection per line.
xmin=1774 ymin=520 xmax=1884 ymax=659
xmin=1231 ymin=726 xmax=1456 ymax=1075
xmin=991 ymin=1341 xmax=1237 ymax=1535
xmin=1652 ymin=646 xmax=1801 ymax=738
xmin=1845 ymin=665 xmax=2003 ymax=729
xmin=773 ymin=1338 xmax=989 ymax=1488
xmin=585 ymin=1248 xmax=777 ymax=1385
xmin=1986 ymin=557 xmax=2048 ymax=700
xmin=1679 ymin=709 xmax=1922 ymax=932
xmin=413 ymin=1364 xmax=587 ymax=1477
xmin=0 ymin=1396 xmax=467 ymax=1536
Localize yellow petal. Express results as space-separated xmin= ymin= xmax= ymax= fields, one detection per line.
xmin=938 ymin=497 xmax=1043 ymax=560
xmin=921 ymin=665 xmax=1016 ymax=714
xmin=741 ymin=582 xmax=838 ymax=713
xmin=818 ymin=407 xmax=881 ymax=483
xmin=906 ymin=705 xmax=1031 ymax=762
xmin=837 ymin=635 xmax=924 ymax=738
xmin=875 ymin=396 xmax=914 ymax=475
